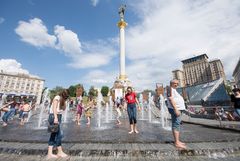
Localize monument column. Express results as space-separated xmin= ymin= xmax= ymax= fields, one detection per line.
xmin=112 ymin=5 xmax=132 ymax=100
xmin=118 ymin=5 xmax=127 ymax=80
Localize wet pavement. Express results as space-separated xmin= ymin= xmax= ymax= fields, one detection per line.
xmin=0 ymin=109 xmax=240 ymax=143
xmin=0 ymin=153 xmax=240 ymax=161
xmin=0 ymin=108 xmax=240 ymax=160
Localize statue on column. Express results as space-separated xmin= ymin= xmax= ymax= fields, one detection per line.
xmin=118 ymin=4 xmax=126 ymax=21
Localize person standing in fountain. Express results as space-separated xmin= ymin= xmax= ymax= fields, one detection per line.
xmin=20 ymin=100 xmax=32 ymax=125
xmin=47 ymin=89 xmax=69 ymax=159
xmin=125 ymin=87 xmax=140 ymax=134
xmin=76 ymin=100 xmax=84 ymax=125
xmin=166 ymin=79 xmax=186 ymax=149
xmin=115 ymin=97 xmax=122 ymax=125
xmin=85 ymin=96 xmax=94 ymax=125
xmin=1 ymin=100 xmax=14 ymax=127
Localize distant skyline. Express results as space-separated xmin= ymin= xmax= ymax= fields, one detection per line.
xmin=0 ymin=0 xmax=240 ymax=91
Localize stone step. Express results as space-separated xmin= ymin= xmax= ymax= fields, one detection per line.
xmin=0 ymin=141 xmax=240 ymax=158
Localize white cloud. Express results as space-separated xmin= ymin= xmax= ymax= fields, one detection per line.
xmin=84 ymin=70 xmax=115 ymax=84
xmin=54 ymin=25 xmax=82 ymax=57
xmin=91 ymin=0 xmax=99 ymax=7
xmin=15 ymin=18 xmax=56 ymax=48
xmin=0 ymin=17 xmax=5 ymax=24
xmin=68 ymin=39 xmax=117 ymax=68
xmin=0 ymin=59 xmax=29 ymax=75
xmin=69 ymin=53 xmax=112 ymax=68
xmin=124 ymin=0 xmax=240 ymax=88
xmin=15 ymin=18 xmax=117 ymax=69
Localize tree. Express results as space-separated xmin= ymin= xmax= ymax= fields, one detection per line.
xmin=101 ymin=86 xmax=109 ymax=97
xmin=143 ymin=89 xmax=155 ymax=95
xmin=88 ymin=86 xmax=97 ymax=97
xmin=67 ymin=84 xmax=85 ymax=97
xmin=225 ymin=84 xmax=232 ymax=95
xmin=49 ymin=86 xmax=64 ymax=100
xmin=68 ymin=85 xmax=76 ymax=97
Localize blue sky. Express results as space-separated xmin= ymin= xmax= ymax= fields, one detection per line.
xmin=0 ymin=0 xmax=240 ymax=91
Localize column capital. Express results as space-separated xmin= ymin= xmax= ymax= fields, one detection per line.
xmin=118 ymin=20 xmax=127 ymax=28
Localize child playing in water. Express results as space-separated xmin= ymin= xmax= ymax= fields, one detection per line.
xmin=76 ymin=100 xmax=84 ymax=125
xmin=20 ymin=100 xmax=31 ymax=125
xmin=115 ymin=97 xmax=122 ymax=125
xmin=85 ymin=97 xmax=94 ymax=125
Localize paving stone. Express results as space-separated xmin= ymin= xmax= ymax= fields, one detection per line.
xmin=100 ymin=143 xmax=112 ymax=150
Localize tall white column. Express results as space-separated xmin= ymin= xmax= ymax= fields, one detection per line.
xmin=120 ymin=27 xmax=125 ymax=79
xmin=118 ymin=21 xmax=127 ymax=80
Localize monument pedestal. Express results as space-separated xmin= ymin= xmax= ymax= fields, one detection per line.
xmin=111 ymin=77 xmax=132 ymax=101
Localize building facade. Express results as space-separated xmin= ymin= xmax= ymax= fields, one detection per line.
xmin=233 ymin=58 xmax=240 ymax=88
xmin=0 ymin=72 xmax=45 ymax=104
xmin=172 ymin=69 xmax=185 ymax=87
xmin=181 ymin=54 xmax=226 ymax=86
xmin=182 ymin=54 xmax=212 ymax=86
xmin=210 ymin=59 xmax=226 ymax=82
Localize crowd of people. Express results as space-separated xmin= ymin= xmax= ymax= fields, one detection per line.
xmin=0 ymin=97 xmax=35 ymax=127
xmin=45 ymin=87 xmax=141 ymax=159
xmin=1 ymin=81 xmax=240 ymax=159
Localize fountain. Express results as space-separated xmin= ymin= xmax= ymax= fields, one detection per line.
xmin=109 ymin=96 xmax=113 ymax=120
xmin=138 ymin=93 xmax=146 ymax=120
xmin=97 ymin=91 xmax=103 ymax=127
xmin=105 ymin=103 xmax=109 ymax=123
xmin=159 ymin=94 xmax=171 ymax=130
xmin=146 ymin=92 xmax=171 ymax=129
xmin=37 ymin=88 xmax=50 ymax=128
xmin=26 ymin=98 xmax=34 ymax=123
xmin=148 ymin=92 xmax=152 ymax=123
xmin=63 ymin=100 xmax=70 ymax=123
xmin=0 ymin=94 xmax=7 ymax=120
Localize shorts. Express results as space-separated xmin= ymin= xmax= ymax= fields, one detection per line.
xmin=168 ymin=108 xmax=181 ymax=131
xmin=22 ymin=112 xmax=29 ymax=119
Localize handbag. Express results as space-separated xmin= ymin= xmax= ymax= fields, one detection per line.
xmin=47 ymin=123 xmax=59 ymax=133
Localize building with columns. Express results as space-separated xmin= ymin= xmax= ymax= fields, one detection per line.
xmin=0 ymin=71 xmax=44 ymax=104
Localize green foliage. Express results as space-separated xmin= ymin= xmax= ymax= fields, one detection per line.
xmin=88 ymin=86 xmax=97 ymax=97
xmin=49 ymin=86 xmax=65 ymax=100
xmin=225 ymin=84 xmax=232 ymax=95
xmin=101 ymin=86 xmax=109 ymax=97
xmin=68 ymin=85 xmax=76 ymax=97
xmin=68 ymin=83 xmax=85 ymax=97
xmin=49 ymin=84 xmax=85 ymax=100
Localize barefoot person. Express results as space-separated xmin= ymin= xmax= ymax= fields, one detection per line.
xmin=85 ymin=96 xmax=94 ymax=125
xmin=76 ymin=100 xmax=84 ymax=125
xmin=47 ymin=90 xmax=69 ymax=159
xmin=125 ymin=87 xmax=140 ymax=134
xmin=1 ymin=100 xmax=14 ymax=126
xmin=20 ymin=100 xmax=32 ymax=125
xmin=115 ymin=97 xmax=122 ymax=125
xmin=166 ymin=79 xmax=186 ymax=149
